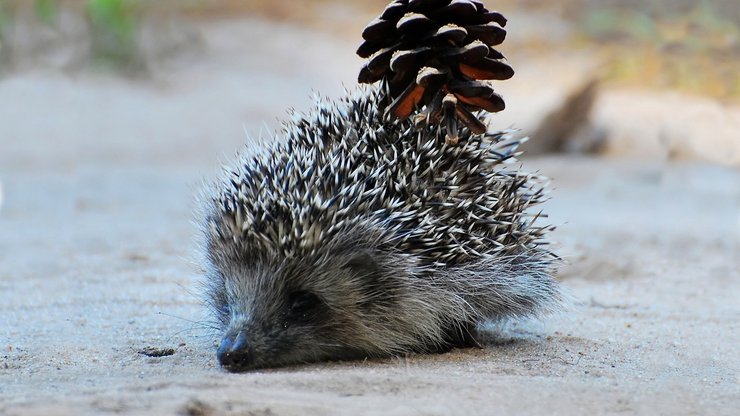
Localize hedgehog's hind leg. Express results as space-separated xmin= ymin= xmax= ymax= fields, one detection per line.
xmin=440 ymin=321 xmax=483 ymax=351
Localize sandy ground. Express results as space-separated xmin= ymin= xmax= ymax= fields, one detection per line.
xmin=1 ymin=17 xmax=739 ymax=415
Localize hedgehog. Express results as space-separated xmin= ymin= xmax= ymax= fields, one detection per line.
xmin=197 ymin=0 xmax=562 ymax=372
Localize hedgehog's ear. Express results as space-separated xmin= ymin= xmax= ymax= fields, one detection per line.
xmin=344 ymin=250 xmax=382 ymax=281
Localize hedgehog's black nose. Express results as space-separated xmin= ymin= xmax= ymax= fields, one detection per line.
xmin=217 ymin=330 xmax=253 ymax=371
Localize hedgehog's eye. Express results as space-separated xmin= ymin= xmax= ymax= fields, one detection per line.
xmin=287 ymin=291 xmax=321 ymax=319
xmin=344 ymin=251 xmax=381 ymax=280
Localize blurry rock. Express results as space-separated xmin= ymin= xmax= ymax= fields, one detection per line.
xmin=594 ymin=90 xmax=740 ymax=167
xmin=523 ymin=78 xmax=740 ymax=167
xmin=525 ymin=77 xmax=606 ymax=154
xmin=0 ymin=3 xmax=89 ymax=73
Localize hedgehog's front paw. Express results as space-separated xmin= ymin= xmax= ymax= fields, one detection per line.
xmin=441 ymin=321 xmax=484 ymax=351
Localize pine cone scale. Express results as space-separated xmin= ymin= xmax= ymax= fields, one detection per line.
xmin=362 ymin=18 xmax=397 ymax=41
xmin=464 ymin=23 xmax=507 ymax=46
xmin=441 ymin=41 xmax=490 ymax=63
xmin=397 ymin=13 xmax=438 ymax=35
xmin=448 ymin=80 xmax=494 ymax=97
xmin=416 ymin=67 xmax=448 ymax=87
xmin=486 ymin=48 xmax=505 ymax=60
xmin=455 ymin=105 xmax=487 ymax=134
xmin=440 ymin=1 xmax=479 ymax=18
xmin=358 ymin=66 xmax=382 ymax=84
xmin=430 ymin=24 xmax=468 ymax=44
xmin=456 ymin=92 xmax=505 ymax=113
xmin=459 ymin=59 xmax=514 ymax=80
xmin=366 ymin=46 xmax=398 ymax=77
xmin=381 ymin=1 xmax=409 ymax=20
xmin=408 ymin=0 xmax=452 ymax=12
xmin=390 ymin=47 xmax=433 ymax=74
xmin=482 ymin=11 xmax=507 ymax=26
xmin=388 ymin=82 xmax=428 ymax=119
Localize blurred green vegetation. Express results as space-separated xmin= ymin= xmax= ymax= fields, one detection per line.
xmin=0 ymin=0 xmax=145 ymax=73
xmin=575 ymin=2 xmax=740 ymax=101
xmin=34 ymin=0 xmax=58 ymax=26
xmin=496 ymin=0 xmax=739 ymax=101
xmin=0 ymin=1 xmax=9 ymax=31
xmin=86 ymin=0 xmax=142 ymax=71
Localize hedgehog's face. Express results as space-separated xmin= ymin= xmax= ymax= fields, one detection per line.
xmin=206 ymin=247 xmax=412 ymax=372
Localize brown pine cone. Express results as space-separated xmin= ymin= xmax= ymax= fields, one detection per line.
xmin=357 ymin=0 xmax=514 ymax=145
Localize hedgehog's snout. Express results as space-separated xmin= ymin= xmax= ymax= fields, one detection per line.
xmin=217 ymin=329 xmax=253 ymax=372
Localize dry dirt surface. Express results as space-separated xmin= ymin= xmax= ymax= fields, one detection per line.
xmin=1 ymin=17 xmax=739 ymax=416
